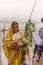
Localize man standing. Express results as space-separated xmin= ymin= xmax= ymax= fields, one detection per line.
xmin=33 ymin=17 xmax=43 ymax=59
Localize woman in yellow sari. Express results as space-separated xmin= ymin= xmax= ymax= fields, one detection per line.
xmin=2 ymin=22 xmax=23 ymax=65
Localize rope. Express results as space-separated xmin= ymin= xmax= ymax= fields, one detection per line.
xmin=29 ymin=0 xmax=37 ymax=20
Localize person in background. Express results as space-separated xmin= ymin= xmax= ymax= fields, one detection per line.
xmin=2 ymin=21 xmax=24 ymax=65
xmin=33 ymin=17 xmax=43 ymax=59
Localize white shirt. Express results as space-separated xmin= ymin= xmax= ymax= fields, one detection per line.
xmin=12 ymin=32 xmax=21 ymax=40
xmin=33 ymin=23 xmax=43 ymax=45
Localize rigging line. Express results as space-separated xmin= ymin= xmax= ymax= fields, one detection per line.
xmin=29 ymin=0 xmax=37 ymax=20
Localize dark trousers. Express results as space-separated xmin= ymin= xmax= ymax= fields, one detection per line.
xmin=34 ymin=44 xmax=43 ymax=54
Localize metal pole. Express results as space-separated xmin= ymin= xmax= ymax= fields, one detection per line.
xmin=29 ymin=0 xmax=37 ymax=20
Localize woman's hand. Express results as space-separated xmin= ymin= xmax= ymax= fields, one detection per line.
xmin=10 ymin=40 xmax=24 ymax=50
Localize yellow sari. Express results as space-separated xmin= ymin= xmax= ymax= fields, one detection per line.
xmin=2 ymin=23 xmax=23 ymax=65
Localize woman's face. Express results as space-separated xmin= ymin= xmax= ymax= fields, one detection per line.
xmin=12 ymin=23 xmax=19 ymax=33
